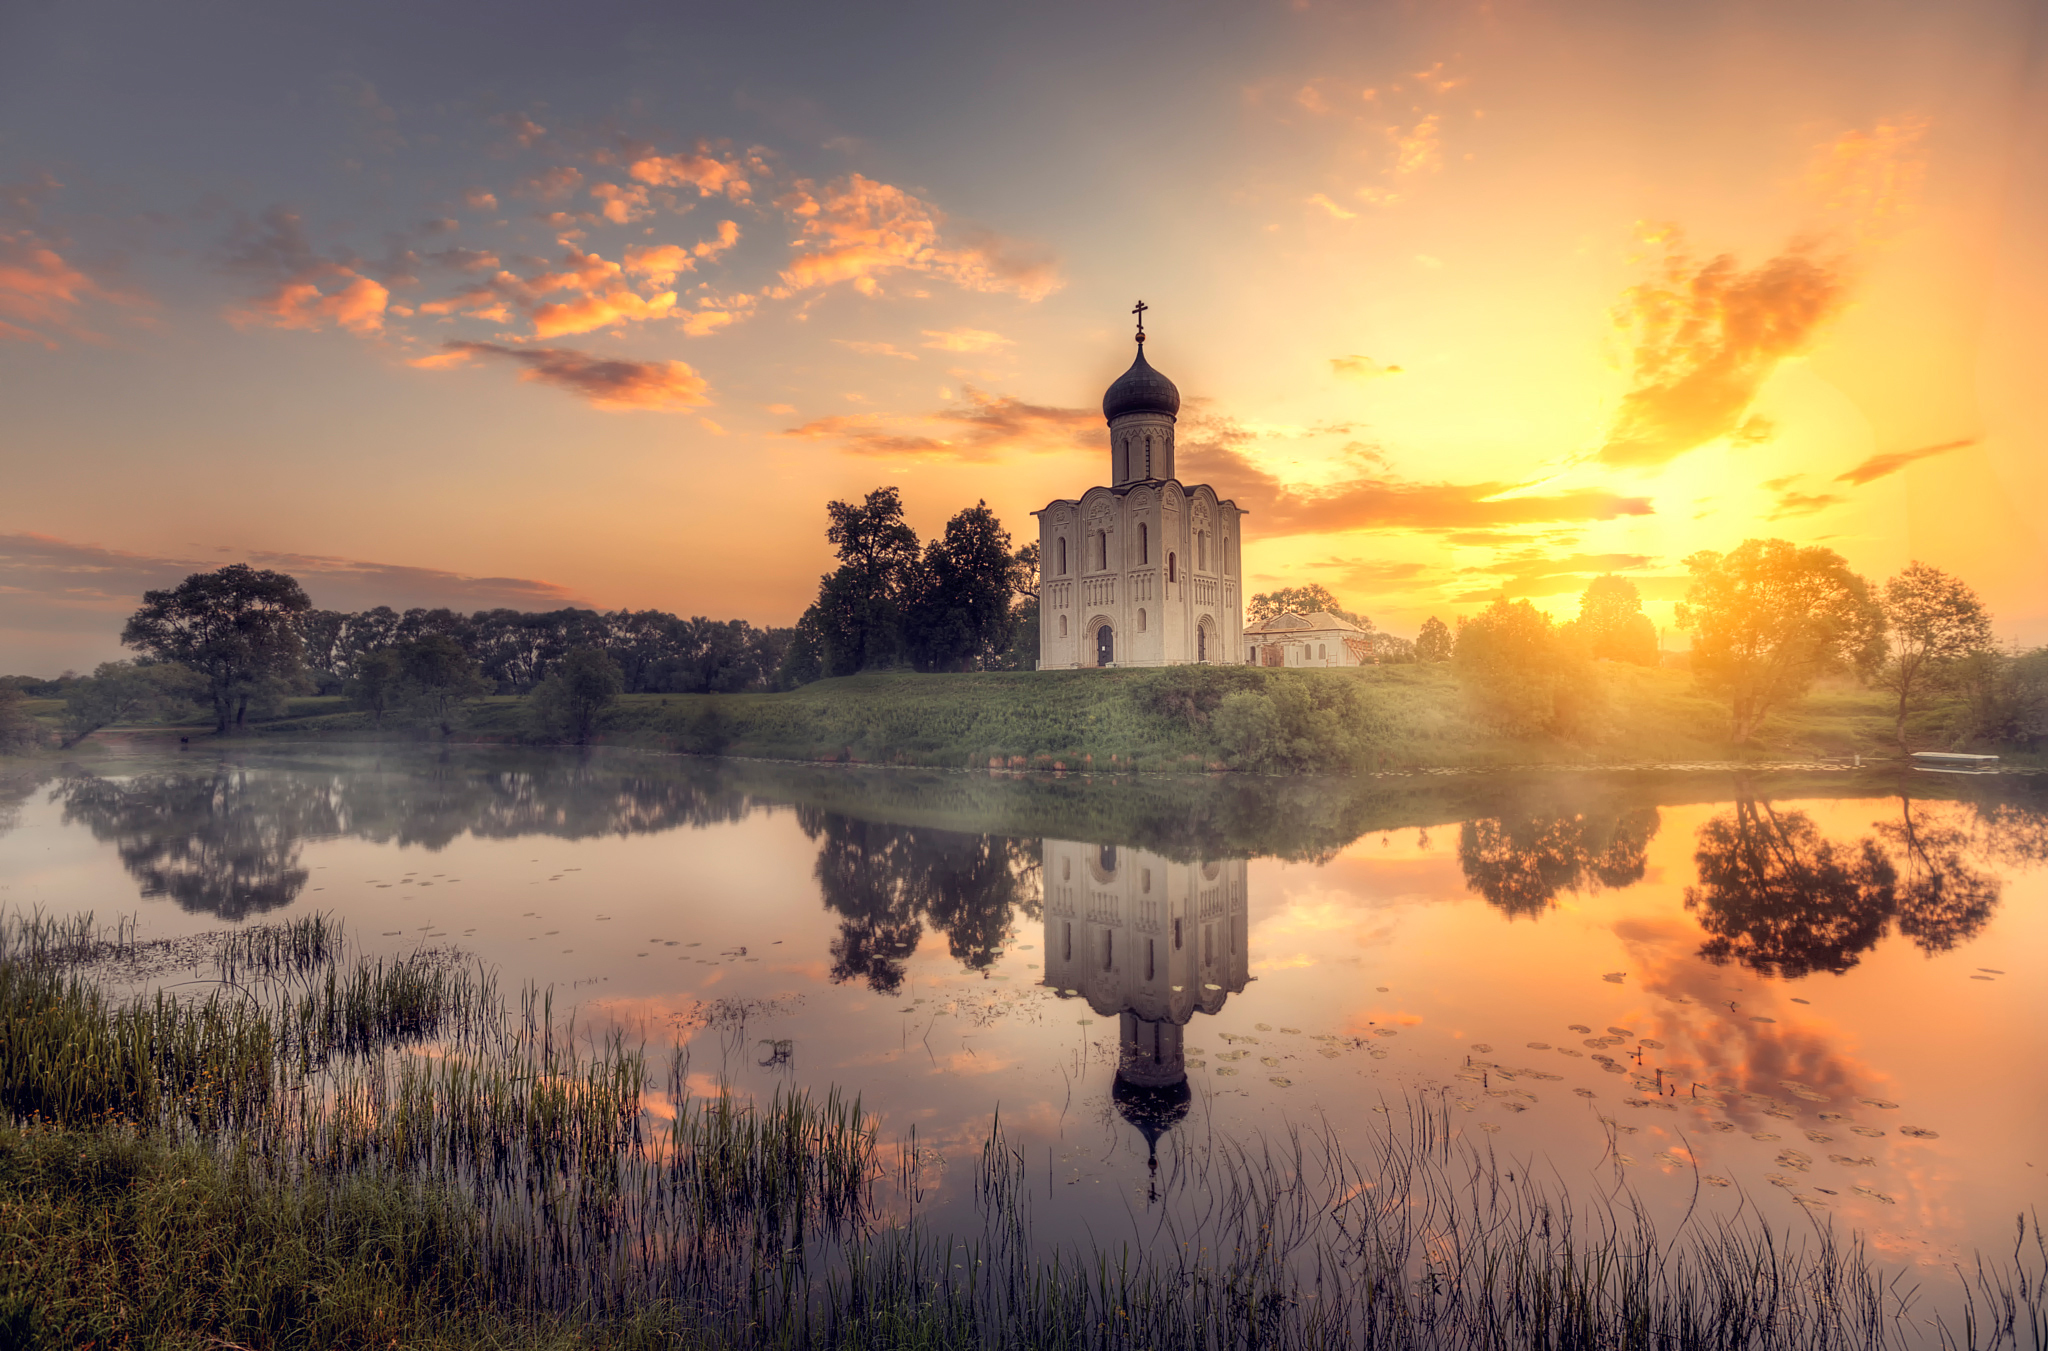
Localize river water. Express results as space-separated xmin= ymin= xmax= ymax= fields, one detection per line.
xmin=2 ymin=744 xmax=2043 ymax=1285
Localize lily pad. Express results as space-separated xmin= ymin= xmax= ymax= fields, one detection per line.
xmin=1898 ymin=1126 xmax=1939 ymax=1139
xmin=1850 ymin=1126 xmax=1885 ymax=1138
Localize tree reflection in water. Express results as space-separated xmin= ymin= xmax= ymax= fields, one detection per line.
xmin=799 ymin=808 xmax=1038 ymax=994
xmin=51 ymin=756 xmax=755 ymax=921
xmin=1685 ymin=793 xmax=2046 ymax=978
xmin=59 ymin=769 xmax=325 ymax=921
xmin=1456 ymin=808 xmax=1661 ymax=918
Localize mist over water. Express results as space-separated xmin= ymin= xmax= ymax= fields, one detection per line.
xmin=3 ymin=746 xmax=2043 ymax=1280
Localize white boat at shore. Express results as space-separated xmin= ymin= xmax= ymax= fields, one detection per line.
xmin=1911 ymin=751 xmax=2001 ymax=774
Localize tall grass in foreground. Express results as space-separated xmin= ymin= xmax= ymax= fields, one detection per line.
xmin=0 ymin=910 xmax=2041 ymax=1350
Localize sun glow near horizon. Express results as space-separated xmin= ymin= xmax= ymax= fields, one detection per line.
xmin=1 ymin=0 xmax=2043 ymax=671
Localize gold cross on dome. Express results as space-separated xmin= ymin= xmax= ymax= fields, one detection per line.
xmin=1132 ymin=299 xmax=1147 ymax=343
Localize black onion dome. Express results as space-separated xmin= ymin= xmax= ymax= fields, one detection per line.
xmin=1102 ymin=347 xmax=1181 ymax=422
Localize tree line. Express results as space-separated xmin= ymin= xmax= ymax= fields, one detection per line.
xmin=1413 ymin=539 xmax=2046 ymax=751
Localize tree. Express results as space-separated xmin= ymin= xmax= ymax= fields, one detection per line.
xmin=345 ymin=648 xmax=407 ymax=725
xmin=1248 ymin=584 xmax=1367 ymax=628
xmin=1569 ymin=575 xmax=1659 ymax=665
xmin=1873 ymin=562 xmax=1993 ymax=749
xmin=59 ymin=662 xmax=206 ymax=748
xmin=0 ymin=687 xmax=40 ymax=755
xmin=813 ymin=486 xmax=922 ymax=674
xmin=901 ymin=501 xmax=1022 ymax=672
xmin=1451 ymin=598 xmax=1600 ymax=738
xmin=120 ymin=564 xmax=312 ymax=733
xmin=530 ymin=646 xmax=623 ymax=744
xmin=1952 ymin=646 xmax=2048 ymax=749
xmin=399 ymin=634 xmax=491 ymax=736
xmin=1415 ymin=616 xmax=1452 ymax=663
xmin=1673 ymin=539 xmax=1884 ymax=744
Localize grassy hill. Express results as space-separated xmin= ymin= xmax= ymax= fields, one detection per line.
xmin=194 ymin=663 xmax=1970 ymax=773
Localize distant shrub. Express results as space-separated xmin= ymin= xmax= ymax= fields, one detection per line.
xmin=1136 ymin=665 xmax=1262 ymax=730
xmin=1210 ymin=674 xmax=1386 ymax=773
xmin=1454 ymin=599 xmax=1603 ymax=739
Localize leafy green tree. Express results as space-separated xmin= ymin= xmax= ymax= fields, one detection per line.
xmin=400 ymin=634 xmax=491 ymax=736
xmin=1569 ymin=575 xmax=1659 ymax=665
xmin=1673 ymin=539 xmax=1884 ymax=744
xmin=1210 ymin=677 xmax=1383 ymax=773
xmin=1248 ymin=583 xmax=1367 ymax=628
xmin=811 ymin=486 xmax=922 ymax=675
xmin=59 ymin=662 xmax=206 ymax=748
xmin=1952 ymin=646 xmax=2048 ymax=749
xmin=530 ymin=646 xmax=623 ymax=744
xmin=0 ymin=687 xmax=40 ymax=755
xmin=120 ymin=564 xmax=311 ymax=733
xmin=345 ymin=649 xmax=407 ymax=726
xmin=902 ymin=501 xmax=1022 ymax=672
xmin=1415 ymin=615 xmax=1452 ymax=663
xmin=1452 ymin=598 xmax=1600 ymax=738
xmin=1873 ymin=561 xmax=1993 ymax=748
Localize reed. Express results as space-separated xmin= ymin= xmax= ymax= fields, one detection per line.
xmin=2 ymin=909 xmax=2041 ymax=1351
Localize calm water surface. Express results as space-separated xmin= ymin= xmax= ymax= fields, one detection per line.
xmin=3 ymin=745 xmax=2043 ymax=1275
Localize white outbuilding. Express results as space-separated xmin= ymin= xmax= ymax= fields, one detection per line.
xmin=1243 ymin=610 xmax=1375 ymax=667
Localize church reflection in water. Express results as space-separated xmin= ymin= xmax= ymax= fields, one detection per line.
xmin=1039 ymin=840 xmax=1250 ymax=1167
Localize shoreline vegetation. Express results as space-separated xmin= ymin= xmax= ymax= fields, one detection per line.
xmin=3 ymin=911 xmax=2042 ymax=1350
xmin=16 ymin=663 xmax=2045 ymax=775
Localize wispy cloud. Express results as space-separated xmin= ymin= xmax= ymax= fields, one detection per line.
xmin=1598 ymin=226 xmax=1849 ymax=468
xmin=834 ymin=339 xmax=918 ymax=360
xmin=420 ymin=341 xmax=710 ymax=410
xmin=0 ymin=530 xmax=585 ymax=672
xmin=1330 ymin=354 xmax=1402 ymax=381
xmin=921 ymin=327 xmax=1010 ymax=352
xmin=776 ymin=174 xmax=1060 ymax=300
xmin=1180 ymin=426 xmax=1654 ymax=537
xmin=783 ymin=387 xmax=1093 ymax=462
xmin=1835 ymin=436 xmax=1975 ymax=486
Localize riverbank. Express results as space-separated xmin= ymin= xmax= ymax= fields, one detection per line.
xmin=245 ymin=663 xmax=1957 ymax=771
xmin=17 ymin=663 xmax=2029 ymax=775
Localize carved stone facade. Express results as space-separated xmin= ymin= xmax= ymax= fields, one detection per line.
xmin=1033 ymin=326 xmax=1246 ymax=669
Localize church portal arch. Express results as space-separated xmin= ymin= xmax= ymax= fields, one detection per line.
xmin=1087 ymin=615 xmax=1115 ymax=667
xmin=1197 ymin=616 xmax=1217 ymax=663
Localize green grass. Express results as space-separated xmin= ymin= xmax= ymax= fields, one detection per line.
xmin=3 ymin=911 xmax=2044 ymax=1349
xmin=225 ymin=664 xmax=1992 ymax=774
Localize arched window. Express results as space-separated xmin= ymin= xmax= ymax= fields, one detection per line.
xmin=1167 ymin=552 xmax=1177 ymax=584
xmin=1198 ymin=532 xmax=1207 ymax=571
xmin=1063 ymin=921 xmax=1072 ymax=962
xmin=1062 ymin=858 xmax=1071 ymax=880
xmin=1104 ymin=930 xmax=1114 ymax=971
xmin=1145 ymin=938 xmax=1155 ymax=981
xmin=1139 ymin=522 xmax=1148 ymax=564
xmin=1318 ymin=643 xmax=1327 ymax=660
xmin=1172 ymin=917 xmax=1183 ymax=950
xmin=1137 ymin=608 xmax=1147 ymax=632
xmin=1096 ymin=530 xmax=1107 ymax=570
xmin=1058 ymin=614 xmax=1068 ymax=637
xmin=1057 ymin=536 xmax=1068 ymax=575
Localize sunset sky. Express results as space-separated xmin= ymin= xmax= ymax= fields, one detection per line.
xmin=4 ymin=0 xmax=2045 ymax=673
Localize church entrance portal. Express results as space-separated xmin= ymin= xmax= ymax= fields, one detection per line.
xmin=1096 ymin=624 xmax=1115 ymax=667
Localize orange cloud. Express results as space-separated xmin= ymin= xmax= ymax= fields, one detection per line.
xmin=1182 ymin=429 xmax=1654 ymax=537
xmin=463 ymin=188 xmax=498 ymax=211
xmin=1599 ymin=230 xmax=1849 ymax=468
xmin=234 ymin=269 xmax=389 ymax=335
xmin=627 ymin=147 xmax=752 ymax=202
xmin=778 ymin=174 xmax=1060 ymax=300
xmin=1330 ymin=354 xmax=1402 ymax=381
xmin=530 ymin=286 xmax=676 ymax=339
xmin=0 ymin=231 xmax=134 ymax=347
xmin=921 ymin=327 xmax=1010 ymax=352
xmin=1806 ymin=117 xmax=1928 ymax=244
xmin=835 ymin=339 xmax=918 ymax=360
xmin=1389 ymin=114 xmax=1442 ymax=176
xmin=1834 ymin=437 xmax=1975 ymax=486
xmin=431 ymin=340 xmax=710 ymax=410
xmin=1308 ymin=193 xmax=1357 ymax=219
xmin=783 ymin=387 xmax=1094 ymax=462
xmin=589 ymin=181 xmax=651 ymax=224
xmin=517 ymin=166 xmax=583 ymax=202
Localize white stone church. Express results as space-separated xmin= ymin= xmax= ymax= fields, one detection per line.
xmin=1034 ymin=310 xmax=1246 ymax=669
